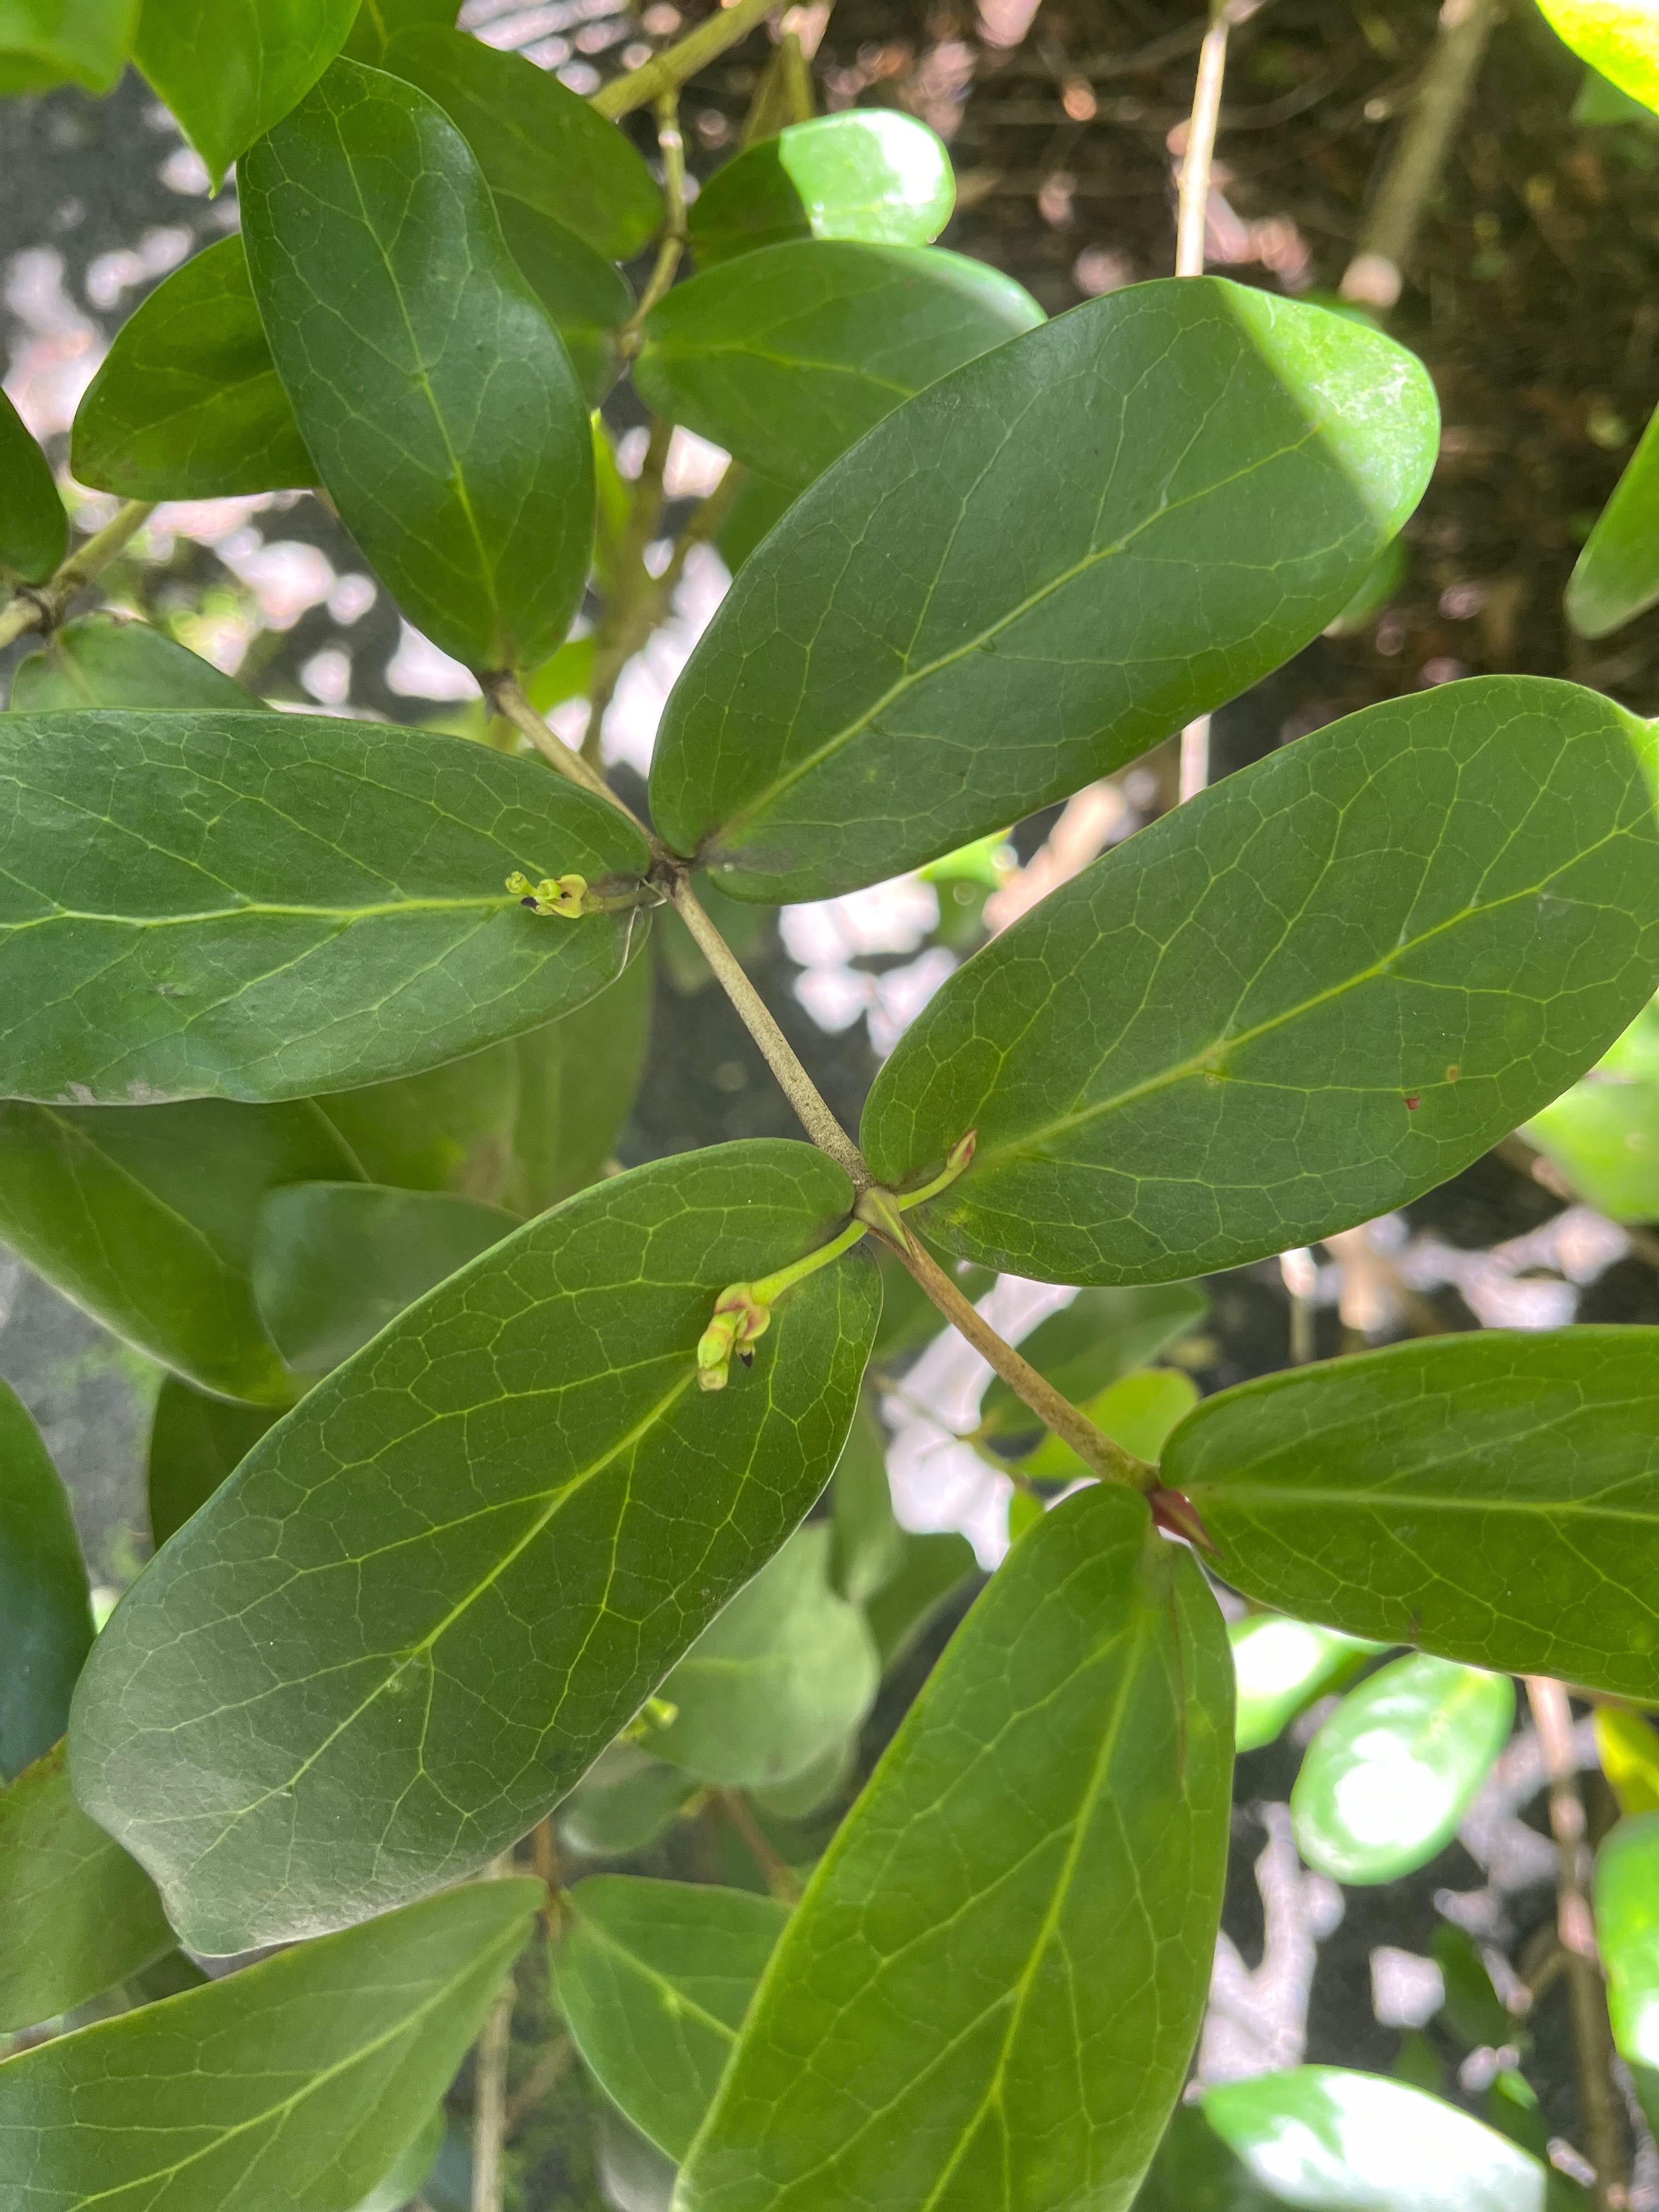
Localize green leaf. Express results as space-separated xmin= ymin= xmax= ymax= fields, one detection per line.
xmin=1165 ymin=1327 xmax=1659 ymax=1700
xmin=0 ymin=709 xmax=650 ymax=1105
xmin=0 ymin=1097 xmax=356 ymax=1404
xmin=1526 ymin=991 xmax=1659 ymax=1220
xmin=1133 ymin=2104 xmax=1282 ymax=2212
xmin=677 ymin=1482 xmax=1232 ymax=2211
xmin=70 ymin=1142 xmax=879 ymax=1951
xmin=690 ymin=110 xmax=953 ymax=268
xmin=0 ymin=0 xmax=134 ymax=94
xmin=0 ymin=1876 xmax=540 ymax=2211
xmin=148 ymin=1376 xmax=278 ymax=1549
xmin=1231 ymin=1616 xmax=1384 ymax=1756
xmin=240 ymin=59 xmax=594 ymax=676
xmin=557 ymin=1742 xmax=699 ymax=1859
xmin=312 ymin=1040 xmax=523 ymax=1203
xmin=635 ymin=241 xmax=1042 ymax=493
xmin=0 ymin=1742 xmax=172 ymax=2033
xmin=556 ymin=1877 xmax=789 ymax=2161
xmin=1290 ymin=1654 xmax=1513 ymax=1884
xmin=252 ymin=1181 xmax=516 ymax=1373
xmin=134 ymin=0 xmax=357 ymax=188
xmin=1595 ymin=1707 xmax=1659 ymax=1816
xmin=1537 ymin=2 xmax=1659 ymax=118
xmin=864 ymin=676 xmax=1659 ymax=1284
xmin=643 ymin=1526 xmax=879 ymax=1789
xmin=1575 ymin=61 xmax=1659 ymax=126
xmin=1204 ymin=2066 xmax=1558 ymax=2212
xmin=70 ymin=236 xmax=315 ymax=500
xmin=751 ymin=1731 xmax=856 ymax=1820
xmin=1566 ymin=401 xmax=1659 ymax=637
xmin=862 ymin=1527 xmax=978 ymax=1672
xmin=491 ymin=195 xmax=634 ymax=409
xmin=651 ymin=276 xmax=1438 ymax=902
xmin=978 ymin=1283 xmax=1207 ymax=1446
xmin=10 ymin=613 xmax=258 ymax=709
xmin=715 ymin=469 xmax=795 ymax=577
xmin=1594 ymin=1812 xmax=1659 ymax=2134
xmin=829 ymin=1390 xmax=904 ymax=1604
xmin=0 ymin=1386 xmax=92 ymax=1782
xmin=1434 ymin=1925 xmax=1517 ymax=2055
xmin=349 ymin=2107 xmax=445 ymax=2212
xmin=342 ymin=0 xmax=455 ymax=64
xmin=380 ymin=23 xmax=661 ymax=261
xmin=0 ymin=386 xmax=65 ymax=585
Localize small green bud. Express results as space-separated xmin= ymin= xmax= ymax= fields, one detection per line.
xmin=505 ymin=869 xmax=591 ymax=918
xmin=695 ymin=1284 xmax=771 ymax=1391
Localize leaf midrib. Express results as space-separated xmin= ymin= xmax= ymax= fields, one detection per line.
xmin=1199 ymin=1481 xmax=1659 ymax=1526
xmin=0 ymin=895 xmax=522 ymax=932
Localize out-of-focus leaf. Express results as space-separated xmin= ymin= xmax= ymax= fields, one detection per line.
xmin=1013 ymin=1368 xmax=1199 ymax=1484
xmin=752 ymin=1731 xmax=856 ymax=1821
xmin=0 ymin=1742 xmax=172 ymax=2033
xmin=1133 ymin=2104 xmax=1282 ymax=2212
xmin=1526 ymin=992 xmax=1659 ymax=1220
xmin=343 ymin=0 xmax=455 ymax=64
xmin=71 ymin=1143 xmax=878 ymax=1951
xmin=1291 ymin=1654 xmax=1514 ymax=1884
xmin=349 ymin=2107 xmax=445 ymax=2212
xmin=715 ymin=469 xmax=795 ymax=577
xmin=556 ymin=1877 xmax=789 ymax=2160
xmin=1596 ymin=1707 xmax=1659 ymax=1815
xmin=1231 ymin=1616 xmax=1384 ymax=1755
xmin=1204 ymin=2066 xmax=1556 ymax=2211
xmin=557 ymin=1742 xmax=699 ymax=1859
xmin=645 ymin=1526 xmax=880 ymax=1790
xmin=134 ymin=0 xmax=358 ymax=187
xmin=492 ymin=195 xmax=633 ymax=407
xmin=505 ymin=950 xmax=652 ymax=1214
xmin=862 ymin=1528 xmax=978 ymax=1672
xmin=635 ymin=240 xmax=1042 ymax=491
xmin=1432 ymin=1925 xmax=1517 ymax=2055
xmin=1567 ymin=400 xmax=1659 ymax=637
xmin=1538 ymin=2 xmax=1659 ymax=119
xmin=1324 ymin=535 xmax=1408 ymax=637
xmin=1595 ymin=1811 xmax=1659 ymax=2135
xmin=10 ymin=613 xmax=257 ymax=709
xmin=241 ymin=59 xmax=594 ymax=675
xmin=0 ymin=1096 xmax=356 ymax=1403
xmin=0 ymin=386 xmax=65 ymax=583
xmin=829 ymin=1390 xmax=903 ymax=1604
xmin=1575 ymin=61 xmax=1659 ymax=126
xmin=979 ymin=1284 xmax=1207 ymax=1446
xmin=0 ymin=1878 xmax=541 ymax=2211
xmin=71 ymin=236 xmax=315 ymax=500
xmin=252 ymin=1181 xmax=516 ymax=1374
xmin=0 ymin=0 xmax=134 ymax=94
xmin=0 ymin=1389 xmax=92 ymax=1782
xmin=148 ymin=1376 xmax=279 ymax=1550
xmin=690 ymin=110 xmax=953 ymax=267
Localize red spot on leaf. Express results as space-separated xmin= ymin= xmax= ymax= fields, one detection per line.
xmin=1404 ymin=1095 xmax=1420 ymax=1111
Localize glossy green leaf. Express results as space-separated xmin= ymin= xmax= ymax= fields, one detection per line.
xmin=678 ymin=1482 xmax=1232 ymax=2211
xmin=556 ymin=1877 xmax=789 ymax=2161
xmin=652 ymin=276 xmax=1437 ymax=902
xmin=71 ymin=237 xmax=314 ymax=500
xmin=342 ymin=0 xmax=454 ymax=64
xmin=0 ymin=1877 xmax=540 ymax=2211
xmin=0 ymin=1386 xmax=92 ymax=1782
xmin=1537 ymin=2 xmax=1659 ymax=117
xmin=0 ymin=710 xmax=649 ymax=1104
xmin=0 ymin=1097 xmax=356 ymax=1404
xmin=252 ymin=1180 xmax=515 ymax=1373
xmin=863 ymin=1527 xmax=978 ymax=1672
xmin=752 ymin=1730 xmax=857 ymax=1820
xmin=830 ymin=1390 xmax=904 ymax=1604
xmin=148 ymin=1377 xmax=278 ymax=1549
xmin=558 ymin=1742 xmax=699 ymax=1859
xmin=240 ymin=59 xmax=594 ymax=676
xmin=10 ymin=613 xmax=257 ymax=710
xmin=865 ymin=676 xmax=1659 ymax=1284
xmin=70 ymin=1142 xmax=878 ymax=1951
xmin=1566 ymin=401 xmax=1659 ymax=637
xmin=1594 ymin=1811 xmax=1659 ymax=2133
xmin=0 ymin=0 xmax=134 ymax=93
xmin=0 ymin=386 xmax=65 ymax=584
xmin=1204 ymin=2067 xmax=1557 ymax=2212
xmin=1291 ymin=1654 xmax=1513 ymax=1884
xmin=690 ymin=110 xmax=953 ymax=268
xmin=492 ymin=195 xmax=634 ymax=409
xmin=644 ymin=1526 xmax=879 ymax=1789
xmin=1596 ymin=1707 xmax=1659 ymax=1815
xmin=1133 ymin=2104 xmax=1282 ymax=2212
xmin=380 ymin=23 xmax=660 ymax=260
xmin=1231 ymin=1616 xmax=1384 ymax=1756
xmin=134 ymin=0 xmax=357 ymax=187
xmin=0 ymin=1742 xmax=172 ymax=2033
xmin=716 ymin=469 xmax=795 ymax=577
xmin=979 ymin=1283 xmax=1207 ymax=1446
xmin=1526 ymin=991 xmax=1659 ymax=1220
xmin=636 ymin=240 xmax=1042 ymax=493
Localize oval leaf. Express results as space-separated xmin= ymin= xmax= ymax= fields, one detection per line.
xmin=0 ymin=1741 xmax=172 ymax=2033
xmin=1595 ymin=1812 xmax=1659 ymax=2132
xmin=635 ymin=240 xmax=1041 ymax=492
xmin=71 ymin=235 xmax=315 ymax=500
xmin=0 ymin=709 xmax=650 ymax=1104
xmin=1291 ymin=1654 xmax=1513 ymax=1884
xmin=240 ymin=58 xmax=594 ymax=675
xmin=677 ymin=1482 xmax=1233 ymax=2212
xmin=1537 ymin=2 xmax=1659 ymax=117
xmin=0 ymin=1096 xmax=352 ymax=1403
xmin=69 ymin=1142 xmax=879 ymax=1951
xmin=556 ymin=1877 xmax=789 ymax=2160
xmin=643 ymin=1525 xmax=879 ymax=1788
xmin=0 ymin=0 xmax=134 ymax=94
xmin=0 ymin=1877 xmax=540 ymax=2211
xmin=1166 ymin=1327 xmax=1659 ymax=1700
xmin=690 ymin=110 xmax=953 ymax=268
xmin=134 ymin=0 xmax=357 ymax=187
xmin=148 ymin=1377 xmax=278 ymax=1549
xmin=0 ymin=1386 xmax=92 ymax=1782
xmin=651 ymin=275 xmax=1437 ymax=902
xmin=864 ymin=676 xmax=1659 ymax=1284
xmin=1231 ymin=1616 xmax=1384 ymax=1756
xmin=1526 ymin=991 xmax=1659 ymax=1221
xmin=10 ymin=612 xmax=258 ymax=709
xmin=0 ymin=387 xmax=65 ymax=584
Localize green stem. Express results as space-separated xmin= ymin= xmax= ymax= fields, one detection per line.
xmin=0 ymin=498 xmax=156 ymax=650
xmin=591 ymin=0 xmax=776 ymax=120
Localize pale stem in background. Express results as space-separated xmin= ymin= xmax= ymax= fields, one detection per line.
xmin=591 ymin=0 xmax=778 ymax=119
xmin=470 ymin=1982 xmax=514 ymax=2212
xmin=618 ymin=94 xmax=689 ymax=355
xmin=984 ymin=781 xmax=1127 ymax=932
xmin=1278 ymin=1246 xmax=1318 ymax=1365
xmin=717 ymin=1788 xmax=802 ymax=1901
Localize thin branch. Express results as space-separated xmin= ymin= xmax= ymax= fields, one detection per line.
xmin=486 ymin=671 xmax=652 ymax=834
xmin=1526 ymin=1676 xmax=1628 ymax=2211
xmin=505 ymin=2036 xmax=574 ymax=2137
xmin=0 ymin=499 xmax=156 ymax=651
xmin=716 ymin=1788 xmax=802 ymax=1902
xmin=592 ymin=0 xmax=776 ymax=120
xmin=618 ymin=96 xmax=689 ymax=359
xmin=470 ymin=1983 xmax=515 ymax=2212
xmin=1175 ymin=0 xmax=1233 ymax=278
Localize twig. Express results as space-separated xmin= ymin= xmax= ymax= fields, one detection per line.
xmin=0 ymin=499 xmax=156 ymax=650
xmin=504 ymin=2036 xmax=574 ymax=2137
xmin=1526 ymin=1676 xmax=1628 ymax=2211
xmin=470 ymin=1983 xmax=515 ymax=2212
xmin=618 ymin=97 xmax=689 ymax=359
xmin=486 ymin=671 xmax=652 ymax=832
xmin=1175 ymin=0 xmax=1233 ymax=279
xmin=592 ymin=0 xmax=776 ymax=120
xmin=716 ymin=1788 xmax=802 ymax=1901
xmin=1340 ymin=0 xmax=1504 ymax=310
